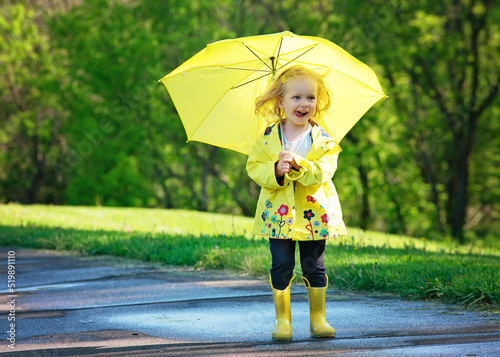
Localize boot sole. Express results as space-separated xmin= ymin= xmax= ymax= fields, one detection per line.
xmin=272 ymin=334 xmax=292 ymax=341
xmin=311 ymin=331 xmax=336 ymax=338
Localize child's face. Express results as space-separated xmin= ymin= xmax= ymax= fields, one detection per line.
xmin=278 ymin=77 xmax=318 ymax=130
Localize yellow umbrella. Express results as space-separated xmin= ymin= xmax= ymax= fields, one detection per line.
xmin=159 ymin=31 xmax=387 ymax=155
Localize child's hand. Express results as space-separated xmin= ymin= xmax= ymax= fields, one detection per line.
xmin=275 ymin=158 xmax=291 ymax=177
xmin=275 ymin=151 xmax=300 ymax=177
xmin=280 ymin=151 xmax=300 ymax=170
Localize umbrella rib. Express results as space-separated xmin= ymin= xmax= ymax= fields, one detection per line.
xmin=244 ymin=44 xmax=272 ymax=71
xmin=277 ymin=45 xmax=317 ymax=71
xmin=223 ymin=66 xmax=271 ymax=73
xmin=277 ymin=44 xmax=317 ymax=58
xmin=230 ymin=40 xmax=317 ymax=89
xmin=232 ymin=72 xmax=272 ymax=89
xmin=273 ymin=37 xmax=284 ymax=71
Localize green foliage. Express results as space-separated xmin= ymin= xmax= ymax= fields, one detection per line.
xmin=337 ymin=0 xmax=500 ymax=241
xmin=0 ymin=0 xmax=499 ymax=241
xmin=0 ymin=3 xmax=69 ymax=203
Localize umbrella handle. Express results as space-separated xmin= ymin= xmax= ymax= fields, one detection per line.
xmin=285 ymin=170 xmax=305 ymax=182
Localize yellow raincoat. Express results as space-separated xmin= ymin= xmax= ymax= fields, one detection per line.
xmin=246 ymin=122 xmax=347 ymax=241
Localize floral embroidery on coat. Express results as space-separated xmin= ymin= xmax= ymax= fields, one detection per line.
xmin=260 ymin=201 xmax=294 ymax=238
xmin=259 ymin=199 xmax=334 ymax=240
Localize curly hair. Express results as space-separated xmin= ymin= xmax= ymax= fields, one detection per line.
xmin=255 ymin=65 xmax=332 ymax=124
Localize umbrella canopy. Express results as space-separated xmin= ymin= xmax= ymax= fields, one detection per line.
xmin=160 ymin=31 xmax=386 ymax=155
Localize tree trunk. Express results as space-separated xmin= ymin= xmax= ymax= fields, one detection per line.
xmin=420 ymin=151 xmax=446 ymax=234
xmin=357 ymin=155 xmax=370 ymax=230
xmin=27 ymin=133 xmax=43 ymax=204
xmin=348 ymin=133 xmax=372 ymax=230
xmin=447 ymin=110 xmax=478 ymax=243
xmin=199 ymin=146 xmax=219 ymax=212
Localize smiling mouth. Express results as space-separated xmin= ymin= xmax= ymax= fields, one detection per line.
xmin=295 ymin=110 xmax=308 ymax=117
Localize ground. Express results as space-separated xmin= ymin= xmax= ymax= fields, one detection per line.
xmin=1 ymin=248 xmax=499 ymax=356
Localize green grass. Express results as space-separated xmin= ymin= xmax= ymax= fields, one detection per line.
xmin=1 ymin=203 xmax=499 ymax=309
xmin=1 ymin=204 xmax=255 ymax=236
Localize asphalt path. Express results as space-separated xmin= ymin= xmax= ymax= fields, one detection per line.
xmin=0 ymin=248 xmax=499 ymax=356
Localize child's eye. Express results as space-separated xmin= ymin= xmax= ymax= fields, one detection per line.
xmin=292 ymin=96 xmax=300 ymax=100
xmin=308 ymin=96 xmax=316 ymax=101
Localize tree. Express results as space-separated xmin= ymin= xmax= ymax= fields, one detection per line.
xmin=0 ymin=3 xmax=68 ymax=204
xmin=340 ymin=0 xmax=500 ymax=242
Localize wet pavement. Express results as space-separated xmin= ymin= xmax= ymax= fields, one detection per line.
xmin=0 ymin=248 xmax=499 ymax=356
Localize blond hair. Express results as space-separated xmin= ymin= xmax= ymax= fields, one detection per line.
xmin=255 ymin=65 xmax=332 ymax=124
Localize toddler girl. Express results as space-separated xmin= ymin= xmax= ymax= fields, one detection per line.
xmin=246 ymin=65 xmax=347 ymax=340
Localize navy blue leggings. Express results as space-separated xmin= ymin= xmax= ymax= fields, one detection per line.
xmin=269 ymin=238 xmax=327 ymax=290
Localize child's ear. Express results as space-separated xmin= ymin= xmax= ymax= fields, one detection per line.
xmin=278 ymin=97 xmax=284 ymax=109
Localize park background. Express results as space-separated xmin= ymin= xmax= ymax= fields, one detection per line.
xmin=1 ymin=0 xmax=499 ymax=248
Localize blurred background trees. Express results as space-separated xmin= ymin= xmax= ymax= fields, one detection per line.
xmin=1 ymin=0 xmax=498 ymax=244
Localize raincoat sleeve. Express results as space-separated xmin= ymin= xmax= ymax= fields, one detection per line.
xmin=246 ymin=137 xmax=283 ymax=190
xmin=286 ymin=141 xmax=340 ymax=186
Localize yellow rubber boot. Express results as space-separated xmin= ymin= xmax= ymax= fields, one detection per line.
xmin=270 ymin=275 xmax=295 ymax=341
xmin=302 ymin=275 xmax=336 ymax=338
